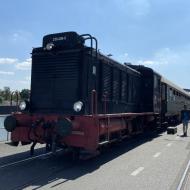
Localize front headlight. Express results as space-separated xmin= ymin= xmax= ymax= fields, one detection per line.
xmin=73 ymin=101 xmax=83 ymax=112
xmin=46 ymin=43 xmax=54 ymax=50
xmin=19 ymin=100 xmax=29 ymax=111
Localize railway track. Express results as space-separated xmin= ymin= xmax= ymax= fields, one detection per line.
xmin=1 ymin=129 xmax=189 ymax=190
xmin=9 ymin=159 xmax=75 ymax=190
xmin=0 ymin=148 xmax=78 ymax=190
xmin=0 ymin=151 xmax=57 ymax=169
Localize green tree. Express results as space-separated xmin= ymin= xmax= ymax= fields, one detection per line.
xmin=3 ymin=87 xmax=11 ymax=100
xmin=0 ymin=96 xmax=3 ymax=104
xmin=20 ymin=89 xmax=30 ymax=100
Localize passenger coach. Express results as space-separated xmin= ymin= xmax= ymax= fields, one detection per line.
xmin=161 ymin=77 xmax=190 ymax=124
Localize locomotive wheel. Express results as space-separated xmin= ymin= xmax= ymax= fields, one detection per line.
xmin=4 ymin=115 xmax=17 ymax=132
xmin=45 ymin=143 xmax=52 ymax=152
xmin=71 ymin=148 xmax=80 ymax=161
xmin=52 ymin=140 xmax=57 ymax=155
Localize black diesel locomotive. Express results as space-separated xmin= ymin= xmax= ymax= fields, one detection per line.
xmin=4 ymin=32 xmax=190 ymax=157
xmin=31 ymin=32 xmax=142 ymax=115
xmin=30 ymin=32 xmax=162 ymax=115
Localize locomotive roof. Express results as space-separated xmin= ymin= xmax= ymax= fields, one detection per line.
xmin=128 ymin=64 xmax=190 ymax=97
xmin=129 ymin=64 xmax=161 ymax=77
xmin=97 ymin=51 xmax=141 ymax=76
xmin=138 ymin=65 xmax=190 ymax=97
xmin=161 ymin=77 xmax=190 ymax=97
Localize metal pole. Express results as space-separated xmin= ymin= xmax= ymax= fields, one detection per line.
xmin=7 ymin=132 xmax=9 ymax=141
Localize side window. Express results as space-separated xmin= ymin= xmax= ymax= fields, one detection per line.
xmin=154 ymin=75 xmax=158 ymax=89
xmin=167 ymin=87 xmax=169 ymax=101
xmin=161 ymin=84 xmax=166 ymax=100
xmin=169 ymin=88 xmax=173 ymax=101
xmin=173 ymin=90 xmax=176 ymax=101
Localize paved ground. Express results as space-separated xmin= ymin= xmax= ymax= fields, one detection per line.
xmin=0 ymin=124 xmax=190 ymax=190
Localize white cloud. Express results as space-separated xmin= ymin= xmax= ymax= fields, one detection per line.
xmin=0 ymin=79 xmax=30 ymax=90
xmin=0 ymin=57 xmax=32 ymax=70
xmin=0 ymin=71 xmax=14 ymax=75
xmin=136 ymin=60 xmax=155 ymax=65
xmin=116 ymin=46 xmax=190 ymax=88
xmin=11 ymin=30 xmax=33 ymax=42
xmin=25 ymin=76 xmax=31 ymax=81
xmin=15 ymin=58 xmax=31 ymax=70
xmin=135 ymin=47 xmax=190 ymax=66
xmin=114 ymin=0 xmax=151 ymax=17
xmin=0 ymin=58 xmax=18 ymax=64
xmin=18 ymin=80 xmax=30 ymax=84
xmin=12 ymin=33 xmax=19 ymax=41
xmin=117 ymin=46 xmax=190 ymax=68
xmin=128 ymin=0 xmax=151 ymax=16
xmin=117 ymin=52 xmax=129 ymax=63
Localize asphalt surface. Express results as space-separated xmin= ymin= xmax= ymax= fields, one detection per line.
xmin=0 ymin=124 xmax=190 ymax=190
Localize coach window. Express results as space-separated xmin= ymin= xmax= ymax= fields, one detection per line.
xmin=167 ymin=87 xmax=170 ymax=101
xmin=161 ymin=84 xmax=166 ymax=100
xmin=173 ymin=90 xmax=176 ymax=101
xmin=169 ymin=88 xmax=173 ymax=101
xmin=154 ymin=75 xmax=159 ymax=90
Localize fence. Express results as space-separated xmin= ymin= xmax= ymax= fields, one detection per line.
xmin=0 ymin=128 xmax=9 ymax=142
xmin=0 ymin=115 xmax=10 ymax=142
xmin=0 ymin=106 xmax=19 ymax=115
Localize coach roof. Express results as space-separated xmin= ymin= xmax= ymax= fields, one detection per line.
xmin=161 ymin=77 xmax=190 ymax=97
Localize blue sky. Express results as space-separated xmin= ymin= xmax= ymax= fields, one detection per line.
xmin=0 ymin=0 xmax=190 ymax=90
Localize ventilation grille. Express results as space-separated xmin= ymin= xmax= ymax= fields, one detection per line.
xmin=102 ymin=64 xmax=112 ymax=99
xmin=31 ymin=50 xmax=81 ymax=112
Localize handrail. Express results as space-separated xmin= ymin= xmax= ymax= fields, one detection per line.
xmin=103 ymin=94 xmax=107 ymax=114
xmin=91 ymin=37 xmax=98 ymax=58
xmin=81 ymin=34 xmax=99 ymax=114
xmin=80 ymin=34 xmax=98 ymax=59
xmin=91 ymin=90 xmax=97 ymax=115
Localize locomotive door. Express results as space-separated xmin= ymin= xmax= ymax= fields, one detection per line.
xmin=153 ymin=74 xmax=161 ymax=113
xmin=161 ymin=83 xmax=167 ymax=115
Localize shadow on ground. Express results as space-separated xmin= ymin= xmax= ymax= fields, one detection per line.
xmin=0 ymin=131 xmax=164 ymax=190
xmin=0 ymin=144 xmax=46 ymax=166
